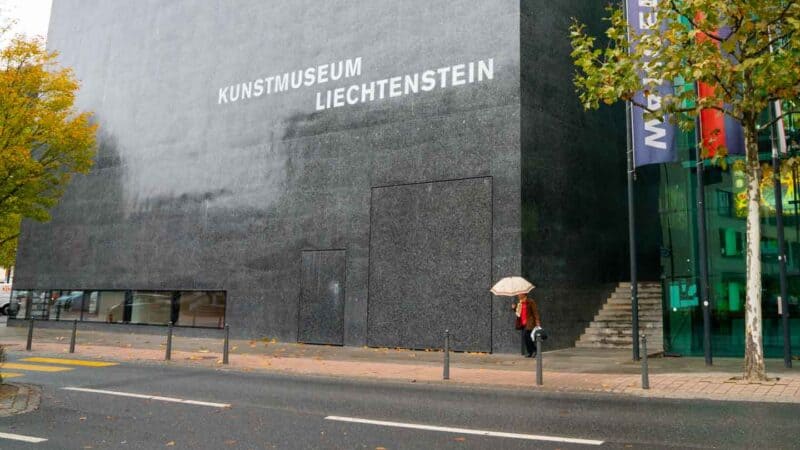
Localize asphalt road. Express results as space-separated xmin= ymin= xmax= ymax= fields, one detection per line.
xmin=1 ymin=352 xmax=798 ymax=449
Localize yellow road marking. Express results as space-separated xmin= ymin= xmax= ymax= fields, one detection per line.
xmin=21 ymin=357 xmax=118 ymax=368
xmin=0 ymin=372 xmax=24 ymax=379
xmin=2 ymin=363 xmax=73 ymax=372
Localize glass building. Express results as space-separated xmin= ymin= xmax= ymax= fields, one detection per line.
xmin=654 ymin=105 xmax=800 ymax=357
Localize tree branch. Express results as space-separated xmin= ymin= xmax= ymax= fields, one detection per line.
xmin=758 ymin=110 xmax=800 ymax=132
xmin=668 ymin=0 xmax=726 ymax=42
xmin=0 ymin=233 xmax=20 ymax=246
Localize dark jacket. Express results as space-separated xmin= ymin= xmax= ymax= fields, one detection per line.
xmin=513 ymin=299 xmax=541 ymax=331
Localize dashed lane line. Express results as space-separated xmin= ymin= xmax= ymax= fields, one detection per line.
xmin=21 ymin=357 xmax=118 ymax=367
xmin=0 ymin=372 xmax=24 ymax=379
xmin=1 ymin=363 xmax=73 ymax=372
xmin=0 ymin=432 xmax=48 ymax=443
xmin=62 ymin=387 xmax=232 ymax=408
xmin=324 ymin=416 xmax=605 ymax=446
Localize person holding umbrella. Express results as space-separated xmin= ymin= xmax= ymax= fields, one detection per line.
xmin=491 ymin=277 xmax=542 ymax=358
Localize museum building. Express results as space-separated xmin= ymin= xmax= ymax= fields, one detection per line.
xmin=7 ymin=1 xmax=631 ymax=354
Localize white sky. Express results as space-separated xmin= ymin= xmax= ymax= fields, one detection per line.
xmin=0 ymin=0 xmax=52 ymax=47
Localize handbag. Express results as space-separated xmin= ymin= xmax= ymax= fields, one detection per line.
xmin=515 ymin=316 xmax=523 ymax=330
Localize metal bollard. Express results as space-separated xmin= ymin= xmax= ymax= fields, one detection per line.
xmin=443 ymin=329 xmax=450 ymax=380
xmin=26 ymin=318 xmax=34 ymax=351
xmin=69 ymin=319 xmax=78 ymax=353
xmin=222 ymin=324 xmax=230 ymax=365
xmin=641 ymin=334 xmax=650 ymax=390
xmin=535 ymin=333 xmax=543 ymax=386
xmin=165 ymin=321 xmax=173 ymax=361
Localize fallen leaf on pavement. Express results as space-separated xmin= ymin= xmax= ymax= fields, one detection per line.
xmin=166 ymin=441 xmax=175 ymax=446
xmin=454 ymin=437 xmax=466 ymax=442
xmin=79 ymin=417 xmax=87 ymax=421
xmin=224 ymin=440 xmax=237 ymax=445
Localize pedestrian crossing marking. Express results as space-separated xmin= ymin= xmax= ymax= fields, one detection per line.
xmin=0 ymin=372 xmax=24 ymax=379
xmin=21 ymin=357 xmax=118 ymax=367
xmin=2 ymin=363 xmax=73 ymax=372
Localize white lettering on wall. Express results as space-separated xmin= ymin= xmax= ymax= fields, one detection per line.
xmin=216 ymin=57 xmax=497 ymax=111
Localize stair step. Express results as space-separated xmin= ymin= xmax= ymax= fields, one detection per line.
xmin=609 ymin=293 xmax=662 ymax=300
xmin=602 ymin=303 xmax=661 ymax=310
xmin=582 ymin=328 xmax=663 ymax=337
xmin=589 ymin=321 xmax=663 ymax=329
xmin=618 ymin=282 xmax=661 ymax=287
xmin=594 ymin=312 xmax=662 ymax=320
xmin=577 ymin=335 xmax=658 ymax=345
xmin=575 ymin=341 xmax=664 ymax=350
xmin=575 ymin=281 xmax=664 ymax=349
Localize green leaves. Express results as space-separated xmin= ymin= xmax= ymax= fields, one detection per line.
xmin=569 ymin=0 xmax=800 ymax=134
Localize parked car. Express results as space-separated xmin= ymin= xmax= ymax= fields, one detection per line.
xmin=52 ymin=291 xmax=85 ymax=312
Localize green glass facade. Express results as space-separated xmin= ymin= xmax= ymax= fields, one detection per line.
xmin=658 ymin=109 xmax=800 ymax=357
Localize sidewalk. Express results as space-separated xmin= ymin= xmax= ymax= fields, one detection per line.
xmin=2 ymin=324 xmax=800 ymax=404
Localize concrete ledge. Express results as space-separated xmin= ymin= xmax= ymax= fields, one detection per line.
xmin=6 ymin=318 xmax=223 ymax=339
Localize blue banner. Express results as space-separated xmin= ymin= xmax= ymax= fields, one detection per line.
xmin=627 ymin=0 xmax=677 ymax=167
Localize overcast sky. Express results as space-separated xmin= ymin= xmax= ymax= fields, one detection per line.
xmin=0 ymin=0 xmax=52 ymax=46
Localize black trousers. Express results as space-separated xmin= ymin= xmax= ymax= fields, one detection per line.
xmin=522 ymin=328 xmax=536 ymax=356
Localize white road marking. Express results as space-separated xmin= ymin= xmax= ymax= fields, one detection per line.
xmin=62 ymin=387 xmax=231 ymax=408
xmin=324 ymin=416 xmax=604 ymax=446
xmin=0 ymin=431 xmax=48 ymax=443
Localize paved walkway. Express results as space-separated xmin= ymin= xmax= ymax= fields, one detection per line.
xmin=2 ymin=324 xmax=800 ymax=404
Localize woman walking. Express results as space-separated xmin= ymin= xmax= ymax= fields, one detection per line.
xmin=513 ymin=292 xmax=541 ymax=357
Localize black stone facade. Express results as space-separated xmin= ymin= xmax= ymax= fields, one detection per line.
xmin=12 ymin=1 xmax=626 ymax=353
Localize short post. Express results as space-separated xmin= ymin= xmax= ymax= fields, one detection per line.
xmin=443 ymin=329 xmax=450 ymax=380
xmin=69 ymin=319 xmax=78 ymax=353
xmin=165 ymin=321 xmax=173 ymax=361
xmin=535 ymin=332 xmax=543 ymax=386
xmin=641 ymin=334 xmax=650 ymax=390
xmin=26 ymin=318 xmax=34 ymax=351
xmin=222 ymin=324 xmax=230 ymax=365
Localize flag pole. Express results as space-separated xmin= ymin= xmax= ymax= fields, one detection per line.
xmin=771 ymin=100 xmax=792 ymax=368
xmin=623 ymin=0 xmax=640 ymax=362
xmin=627 ymin=100 xmax=640 ymax=362
xmin=695 ymin=111 xmax=712 ymax=366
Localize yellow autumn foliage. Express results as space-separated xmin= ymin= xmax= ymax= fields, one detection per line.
xmin=0 ymin=30 xmax=97 ymax=265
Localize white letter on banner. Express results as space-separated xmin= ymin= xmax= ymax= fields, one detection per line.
xmin=644 ymin=119 xmax=668 ymax=149
xmin=646 ymin=94 xmax=662 ymax=111
xmin=639 ymin=11 xmax=657 ymax=29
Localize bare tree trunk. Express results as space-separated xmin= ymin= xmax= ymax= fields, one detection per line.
xmin=744 ymin=125 xmax=767 ymax=381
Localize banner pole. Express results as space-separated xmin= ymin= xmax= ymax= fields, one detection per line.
xmin=623 ymin=0 xmax=640 ymax=362
xmin=627 ymin=99 xmax=640 ymax=362
xmin=695 ymin=113 xmax=712 ymax=366
xmin=771 ymin=103 xmax=792 ymax=368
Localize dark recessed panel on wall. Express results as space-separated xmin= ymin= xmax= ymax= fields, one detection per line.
xmin=368 ymin=177 xmax=492 ymax=352
xmin=298 ymin=250 xmax=346 ymax=345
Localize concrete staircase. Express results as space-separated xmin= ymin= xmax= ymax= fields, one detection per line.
xmin=575 ymin=282 xmax=664 ymax=354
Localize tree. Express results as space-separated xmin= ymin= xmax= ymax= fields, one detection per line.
xmin=0 ymin=27 xmax=96 ymax=266
xmin=570 ymin=1 xmax=800 ymax=381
